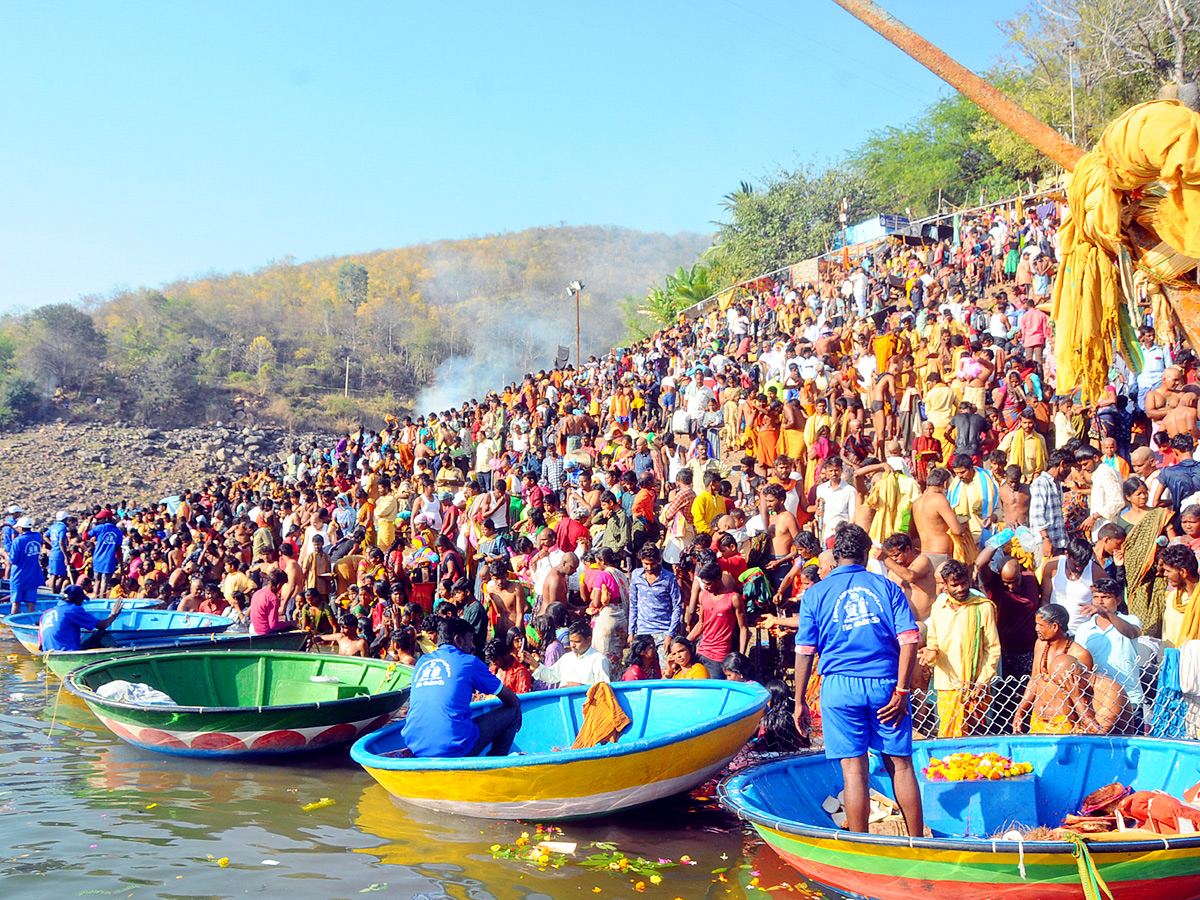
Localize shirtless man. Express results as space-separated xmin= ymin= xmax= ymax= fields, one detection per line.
xmin=537 ymin=552 xmax=578 ymax=614
xmin=871 ymin=359 xmax=896 ymax=443
xmin=998 ymin=465 xmax=1031 ymax=527
xmin=1146 ymin=366 xmax=1184 ymax=434
xmin=760 ymin=482 xmax=800 ymax=593
xmin=486 ymin=561 xmax=530 ymax=637
xmin=880 ymin=532 xmax=938 ymax=621
xmin=176 ymin=576 xmax=205 ymax=612
xmin=1164 ymin=384 xmax=1200 ymax=439
xmin=315 ymin=614 xmax=369 ymax=657
xmin=278 ymin=544 xmax=304 ymax=618
xmin=910 ymin=467 xmax=965 ymax=574
xmin=1013 ymin=652 xmax=1101 ymax=734
xmin=1012 ymin=603 xmax=1097 ymax=732
xmin=814 ymin=327 xmax=841 ymax=361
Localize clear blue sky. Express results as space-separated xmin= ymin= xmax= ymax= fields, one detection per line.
xmin=0 ymin=0 xmax=1024 ymax=312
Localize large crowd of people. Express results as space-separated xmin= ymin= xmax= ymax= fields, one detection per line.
xmin=3 ymin=193 xmax=1194 ymax=771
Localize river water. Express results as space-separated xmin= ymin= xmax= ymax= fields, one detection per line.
xmin=0 ymin=633 xmax=827 ymax=900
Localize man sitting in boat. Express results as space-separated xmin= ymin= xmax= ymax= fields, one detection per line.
xmin=402 ymin=617 xmax=523 ymax=758
xmin=794 ymin=523 xmax=924 ymax=836
xmin=40 ymin=585 xmax=124 ymax=652
xmin=523 ymin=621 xmax=612 ymax=687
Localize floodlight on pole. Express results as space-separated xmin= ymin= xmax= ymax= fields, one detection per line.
xmin=567 ymin=281 xmax=585 ymax=366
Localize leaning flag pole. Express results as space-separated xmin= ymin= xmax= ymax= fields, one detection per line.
xmin=826 ymin=0 xmax=1083 ymax=172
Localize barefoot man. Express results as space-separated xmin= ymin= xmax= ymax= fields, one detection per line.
xmin=795 ymin=524 xmax=923 ymax=836
xmin=911 ymin=467 xmax=965 ymax=577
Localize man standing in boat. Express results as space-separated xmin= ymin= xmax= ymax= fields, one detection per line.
xmin=404 ymin=617 xmax=523 ymax=758
xmin=794 ymin=523 xmax=923 ymax=836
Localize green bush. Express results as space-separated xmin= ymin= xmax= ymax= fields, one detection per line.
xmin=0 ymin=374 xmax=40 ymax=426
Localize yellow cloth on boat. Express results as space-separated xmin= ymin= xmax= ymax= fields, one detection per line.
xmin=1052 ymin=100 xmax=1200 ymax=402
xmin=570 ymin=681 xmax=631 ymax=749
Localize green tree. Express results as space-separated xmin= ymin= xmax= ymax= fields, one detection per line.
xmin=708 ymin=164 xmax=882 ymax=286
xmin=0 ymin=374 xmax=39 ymax=426
xmin=21 ymin=303 xmax=106 ymax=392
xmin=336 ymin=262 xmax=369 ymax=306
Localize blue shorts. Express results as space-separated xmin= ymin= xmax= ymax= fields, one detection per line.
xmin=10 ymin=584 xmax=39 ymax=611
xmin=820 ymin=673 xmax=912 ymax=760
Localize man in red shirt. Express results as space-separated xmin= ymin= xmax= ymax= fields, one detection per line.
xmin=250 ymin=569 xmax=293 ymax=635
xmin=1019 ymin=297 xmax=1050 ymax=365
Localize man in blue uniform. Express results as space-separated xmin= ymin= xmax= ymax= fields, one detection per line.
xmin=46 ymin=511 xmax=72 ymax=593
xmin=9 ymin=516 xmax=44 ymax=614
xmin=402 ymin=617 xmax=523 ymax=758
xmin=40 ymin=585 xmax=124 ymax=652
xmin=795 ymin=523 xmax=924 ymax=836
xmin=90 ymin=509 xmax=123 ymax=598
xmin=1 ymin=504 xmax=19 ymax=580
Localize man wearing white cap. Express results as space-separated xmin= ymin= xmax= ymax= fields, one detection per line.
xmin=8 ymin=516 xmax=43 ymax=615
xmin=47 ymin=511 xmax=72 ymax=593
xmin=1 ymin=505 xmax=20 ymax=580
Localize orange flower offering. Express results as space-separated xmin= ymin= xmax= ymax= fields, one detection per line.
xmin=923 ymin=752 xmax=1032 ymax=782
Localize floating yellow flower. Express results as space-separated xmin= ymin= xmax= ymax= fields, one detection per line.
xmin=217 ymin=858 xmax=229 ymax=868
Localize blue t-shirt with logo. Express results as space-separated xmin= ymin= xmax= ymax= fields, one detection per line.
xmin=40 ymin=601 xmax=102 ymax=652
xmin=91 ymin=523 xmax=123 ymax=575
xmin=47 ymin=521 xmax=68 ymax=576
xmin=797 ymin=564 xmax=916 ymax=679
xmin=402 ymin=643 xmax=503 ymax=758
xmin=10 ymin=530 xmax=44 ymax=591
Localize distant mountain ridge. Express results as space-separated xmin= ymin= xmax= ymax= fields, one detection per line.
xmin=0 ymin=224 xmax=711 ymax=429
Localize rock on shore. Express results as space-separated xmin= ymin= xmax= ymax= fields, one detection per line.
xmin=0 ymin=422 xmax=335 ymax=520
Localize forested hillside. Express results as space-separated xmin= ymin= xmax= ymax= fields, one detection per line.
xmin=0 ymin=226 xmax=709 ymax=428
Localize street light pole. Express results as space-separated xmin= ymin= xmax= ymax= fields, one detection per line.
xmin=567 ymin=281 xmax=584 ymax=366
xmin=1066 ymin=40 xmax=1078 ymax=145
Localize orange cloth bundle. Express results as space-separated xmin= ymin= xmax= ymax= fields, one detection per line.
xmin=1117 ymin=790 xmax=1200 ymax=835
xmin=570 ymin=681 xmax=632 ymax=750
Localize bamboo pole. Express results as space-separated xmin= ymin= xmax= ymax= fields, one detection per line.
xmin=828 ymin=0 xmax=1084 ymax=171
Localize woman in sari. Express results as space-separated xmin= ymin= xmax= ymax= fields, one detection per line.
xmin=805 ymin=425 xmax=838 ymax=496
xmin=995 ymin=370 xmax=1029 ymax=426
xmin=1119 ymin=477 xmax=1151 ymax=531
xmin=581 ymin=549 xmax=627 ymax=676
xmin=1123 ymin=503 xmax=1171 ymax=637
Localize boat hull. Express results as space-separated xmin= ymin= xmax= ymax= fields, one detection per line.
xmin=754 ymin=823 xmax=1200 ymax=900
xmin=362 ymin=715 xmax=756 ymax=819
xmin=720 ymin=736 xmax=1200 ymax=900
xmin=65 ymin=651 xmax=411 ymax=758
xmin=42 ymin=630 xmax=309 ymax=678
xmin=353 ymin=680 xmax=768 ymax=820
xmin=3 ymin=609 xmax=231 ymax=653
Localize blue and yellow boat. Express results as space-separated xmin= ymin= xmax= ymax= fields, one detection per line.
xmin=720 ymin=735 xmax=1200 ymax=900
xmin=2 ymin=609 xmax=231 ymax=654
xmin=352 ymin=679 xmax=768 ymax=820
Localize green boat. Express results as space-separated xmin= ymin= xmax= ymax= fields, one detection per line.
xmin=41 ymin=630 xmax=310 ymax=679
xmin=65 ymin=650 xmax=412 ymax=757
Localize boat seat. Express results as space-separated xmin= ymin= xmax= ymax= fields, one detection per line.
xmin=272 ymin=679 xmax=370 ymax=705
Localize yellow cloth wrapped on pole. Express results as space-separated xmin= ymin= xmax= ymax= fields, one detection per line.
xmin=1052 ymin=100 xmax=1200 ymax=402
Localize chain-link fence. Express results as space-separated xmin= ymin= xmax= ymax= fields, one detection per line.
xmin=742 ymin=641 xmax=1200 ymax=755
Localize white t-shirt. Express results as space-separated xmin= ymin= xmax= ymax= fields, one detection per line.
xmin=1076 ymin=613 xmax=1143 ymax=706
xmin=816 ymin=481 xmax=857 ymax=542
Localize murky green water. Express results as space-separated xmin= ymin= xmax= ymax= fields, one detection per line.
xmin=0 ymin=632 xmax=822 ymax=900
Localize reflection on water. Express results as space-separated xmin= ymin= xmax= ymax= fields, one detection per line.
xmin=1 ymin=633 xmax=829 ymax=899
